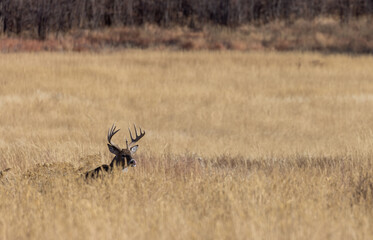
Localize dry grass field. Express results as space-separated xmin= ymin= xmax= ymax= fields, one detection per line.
xmin=0 ymin=50 xmax=373 ymax=239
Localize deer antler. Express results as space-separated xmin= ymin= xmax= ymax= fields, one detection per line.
xmin=108 ymin=124 xmax=121 ymax=149
xmin=126 ymin=124 xmax=145 ymax=149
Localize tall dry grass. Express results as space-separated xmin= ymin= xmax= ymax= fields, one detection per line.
xmin=0 ymin=50 xmax=373 ymax=239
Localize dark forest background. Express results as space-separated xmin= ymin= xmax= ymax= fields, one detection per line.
xmin=1 ymin=0 xmax=373 ymax=40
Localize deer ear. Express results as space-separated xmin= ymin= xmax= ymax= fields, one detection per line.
xmin=130 ymin=145 xmax=138 ymax=154
xmin=108 ymin=144 xmax=120 ymax=155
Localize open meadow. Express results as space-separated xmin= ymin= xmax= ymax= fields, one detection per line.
xmin=0 ymin=50 xmax=373 ymax=239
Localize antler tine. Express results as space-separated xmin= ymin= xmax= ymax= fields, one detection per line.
xmin=134 ymin=124 xmax=138 ymax=137
xmin=128 ymin=127 xmax=134 ymax=142
xmin=108 ymin=124 xmax=120 ymax=145
xmin=128 ymin=124 xmax=145 ymax=147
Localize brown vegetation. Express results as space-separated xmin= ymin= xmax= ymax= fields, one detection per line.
xmin=0 ymin=51 xmax=373 ymax=239
xmin=1 ymin=17 xmax=373 ymax=53
xmin=1 ymin=0 xmax=373 ymax=53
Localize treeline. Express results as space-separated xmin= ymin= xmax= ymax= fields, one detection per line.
xmin=1 ymin=0 xmax=372 ymax=40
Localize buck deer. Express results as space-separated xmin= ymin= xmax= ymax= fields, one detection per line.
xmin=85 ymin=124 xmax=145 ymax=178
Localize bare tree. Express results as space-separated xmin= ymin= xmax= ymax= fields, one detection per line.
xmin=0 ymin=0 xmax=372 ymax=38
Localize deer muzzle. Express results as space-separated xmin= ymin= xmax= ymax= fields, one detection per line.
xmin=129 ymin=159 xmax=136 ymax=167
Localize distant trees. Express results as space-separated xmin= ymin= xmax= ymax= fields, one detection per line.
xmin=1 ymin=0 xmax=372 ymax=39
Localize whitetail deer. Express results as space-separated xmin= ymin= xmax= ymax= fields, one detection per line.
xmin=85 ymin=124 xmax=145 ymax=178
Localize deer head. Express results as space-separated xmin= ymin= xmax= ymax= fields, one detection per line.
xmin=107 ymin=124 xmax=145 ymax=170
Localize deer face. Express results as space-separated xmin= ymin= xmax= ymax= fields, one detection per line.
xmin=107 ymin=124 xmax=145 ymax=170
xmin=108 ymin=144 xmax=138 ymax=168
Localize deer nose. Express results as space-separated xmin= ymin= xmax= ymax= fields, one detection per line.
xmin=129 ymin=159 xmax=136 ymax=167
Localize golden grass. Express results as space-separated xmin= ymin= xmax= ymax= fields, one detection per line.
xmin=0 ymin=50 xmax=373 ymax=239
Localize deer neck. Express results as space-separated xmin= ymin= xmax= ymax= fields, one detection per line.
xmin=109 ymin=156 xmax=127 ymax=169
